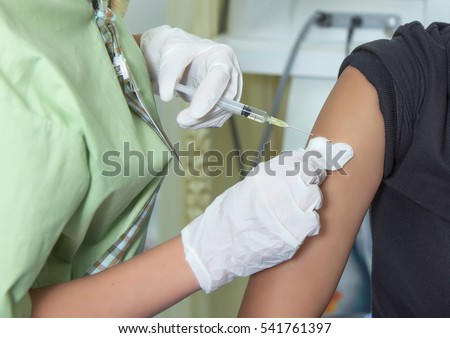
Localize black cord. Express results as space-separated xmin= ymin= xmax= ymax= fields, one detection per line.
xmin=228 ymin=116 xmax=245 ymax=179
xmin=346 ymin=16 xmax=362 ymax=56
xmin=218 ymin=0 xmax=230 ymax=34
xmin=217 ymin=0 xmax=245 ymax=179
xmin=253 ymin=12 xmax=321 ymax=167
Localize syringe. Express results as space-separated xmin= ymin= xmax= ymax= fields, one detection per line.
xmin=175 ymin=84 xmax=312 ymax=135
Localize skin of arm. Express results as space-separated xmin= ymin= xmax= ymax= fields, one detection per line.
xmin=238 ymin=66 xmax=386 ymax=317
xmin=133 ymin=34 xmax=142 ymax=46
xmin=30 ymin=236 xmax=200 ymax=317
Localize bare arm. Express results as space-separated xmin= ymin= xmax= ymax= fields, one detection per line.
xmin=133 ymin=34 xmax=142 ymax=46
xmin=238 ymin=66 xmax=385 ymax=317
xmin=30 ymin=236 xmax=200 ymax=317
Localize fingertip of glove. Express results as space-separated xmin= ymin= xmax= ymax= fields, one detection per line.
xmin=159 ymin=87 xmax=174 ymax=102
xmin=176 ymin=110 xmax=190 ymax=127
xmin=190 ymin=100 xmax=211 ymax=119
xmin=303 ymin=168 xmax=327 ymax=186
xmin=334 ymin=143 xmax=354 ymax=169
xmin=305 ymin=136 xmax=354 ymax=171
xmin=176 ymin=108 xmax=199 ymax=128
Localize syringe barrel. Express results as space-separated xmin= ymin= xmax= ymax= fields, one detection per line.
xmin=176 ymin=83 xmax=244 ymax=114
xmin=240 ymin=106 xmax=268 ymax=123
xmin=216 ymin=100 xmax=268 ymax=123
xmin=175 ymin=83 xmax=268 ymax=123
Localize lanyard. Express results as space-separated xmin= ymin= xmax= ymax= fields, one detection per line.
xmin=92 ymin=0 xmax=177 ymax=161
xmin=85 ymin=0 xmax=170 ymax=275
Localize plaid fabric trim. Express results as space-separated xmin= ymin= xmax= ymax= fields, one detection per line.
xmin=85 ymin=180 xmax=162 ymax=276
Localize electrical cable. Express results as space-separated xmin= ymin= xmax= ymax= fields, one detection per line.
xmin=217 ymin=0 xmax=246 ymax=179
xmin=346 ymin=16 xmax=362 ymax=56
xmin=253 ymin=12 xmax=322 ymax=166
xmin=218 ymin=0 xmax=230 ymax=34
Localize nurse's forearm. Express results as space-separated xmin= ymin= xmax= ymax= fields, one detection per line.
xmin=30 ymin=236 xmax=200 ymax=317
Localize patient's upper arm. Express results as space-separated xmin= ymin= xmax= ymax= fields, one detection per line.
xmin=238 ymin=66 xmax=385 ymax=317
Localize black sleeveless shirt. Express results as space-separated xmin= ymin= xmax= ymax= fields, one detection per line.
xmin=340 ymin=21 xmax=450 ymax=317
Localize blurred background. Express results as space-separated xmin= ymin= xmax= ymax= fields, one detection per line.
xmin=123 ymin=0 xmax=450 ymax=317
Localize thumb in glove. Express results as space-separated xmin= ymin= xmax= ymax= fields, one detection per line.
xmin=140 ymin=25 xmax=243 ymax=129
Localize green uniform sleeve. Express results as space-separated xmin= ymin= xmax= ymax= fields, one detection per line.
xmin=0 ymin=75 xmax=90 ymax=317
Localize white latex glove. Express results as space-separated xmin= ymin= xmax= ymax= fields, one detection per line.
xmin=181 ymin=137 xmax=354 ymax=293
xmin=140 ymin=25 xmax=242 ymax=129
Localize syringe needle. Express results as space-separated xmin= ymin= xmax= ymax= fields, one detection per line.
xmin=175 ymin=84 xmax=313 ymax=135
xmin=286 ymin=124 xmax=314 ymax=136
xmin=267 ymin=116 xmax=312 ymax=135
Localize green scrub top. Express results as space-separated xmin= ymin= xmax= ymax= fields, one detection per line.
xmin=0 ymin=0 xmax=171 ymax=317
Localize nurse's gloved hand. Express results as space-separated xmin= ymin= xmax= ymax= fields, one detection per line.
xmin=181 ymin=137 xmax=354 ymax=293
xmin=140 ymin=25 xmax=242 ymax=129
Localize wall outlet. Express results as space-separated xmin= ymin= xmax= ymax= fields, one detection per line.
xmin=316 ymin=12 xmax=401 ymax=32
